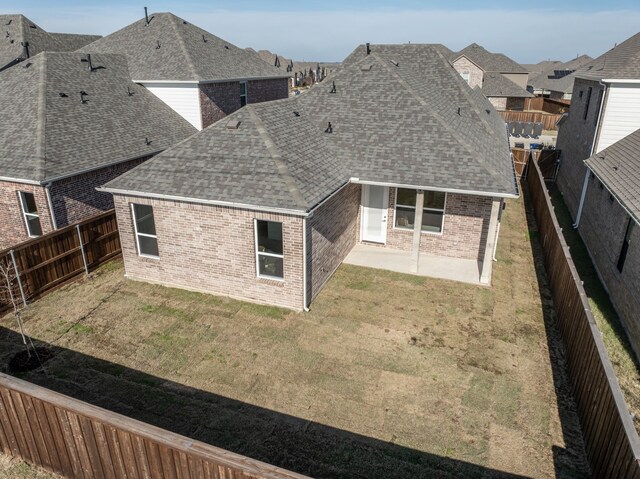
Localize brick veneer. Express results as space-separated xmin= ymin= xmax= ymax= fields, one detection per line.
xmin=578 ymin=178 xmax=640 ymax=358
xmin=306 ymin=183 xmax=360 ymax=303
xmin=199 ymin=78 xmax=289 ymax=129
xmin=114 ymin=195 xmax=305 ymax=310
xmin=452 ymin=57 xmax=483 ymax=89
xmin=488 ymin=97 xmax=507 ymax=111
xmin=0 ymin=182 xmax=53 ymax=250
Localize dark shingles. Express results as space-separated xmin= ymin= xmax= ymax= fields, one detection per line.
xmin=0 ymin=52 xmax=196 ymax=182
xmin=453 ymin=43 xmax=527 ymax=73
xmin=482 ymin=72 xmax=533 ymax=98
xmin=575 ymin=32 xmax=640 ymax=81
xmin=527 ymin=55 xmax=593 ymax=94
xmin=79 ymin=13 xmax=290 ymax=82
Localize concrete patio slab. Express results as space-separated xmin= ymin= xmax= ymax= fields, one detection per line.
xmin=343 ymin=244 xmax=489 ymax=285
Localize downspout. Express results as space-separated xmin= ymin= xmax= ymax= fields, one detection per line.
xmin=302 ymin=216 xmax=309 ymax=312
xmin=573 ymin=169 xmax=590 ymax=229
xmin=492 ymin=199 xmax=504 ymax=261
xmin=44 ymin=183 xmax=58 ymax=230
xmin=590 ymin=81 xmax=608 ymax=156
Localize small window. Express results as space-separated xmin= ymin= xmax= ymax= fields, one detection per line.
xmin=19 ymin=191 xmax=42 ymax=237
xmin=255 ymin=220 xmax=284 ymax=280
xmin=583 ymin=86 xmax=592 ymax=120
xmin=394 ymin=188 xmax=446 ymax=233
xmin=132 ymin=204 xmax=159 ymax=258
xmin=617 ymin=218 xmax=634 ymax=273
xmin=240 ymin=81 xmax=247 ymax=107
xmin=460 ymin=72 xmax=470 ymax=84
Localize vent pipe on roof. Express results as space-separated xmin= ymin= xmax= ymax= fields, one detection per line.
xmin=21 ymin=41 xmax=29 ymax=59
xmin=127 ymin=86 xmax=134 ymax=96
xmin=145 ymin=137 xmax=152 ymax=145
xmin=202 ymin=34 xmax=207 ymax=43
xmin=5 ymin=19 xmax=11 ymax=25
xmin=366 ymin=43 xmax=371 ymax=55
xmin=329 ymin=81 xmax=336 ymax=93
xmin=274 ymin=55 xmax=281 ymax=68
xmin=156 ymin=40 xmax=161 ymax=49
xmin=79 ymin=91 xmax=88 ymax=104
xmin=325 ymin=122 xmax=333 ymax=133
xmin=144 ymin=7 xmax=150 ymax=25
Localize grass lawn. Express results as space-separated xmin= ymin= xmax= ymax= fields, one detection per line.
xmin=0 ymin=196 xmax=590 ymax=479
xmin=0 ymin=454 xmax=59 ymax=479
xmin=549 ymin=186 xmax=640 ymax=433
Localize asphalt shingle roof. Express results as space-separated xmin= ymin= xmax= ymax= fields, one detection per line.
xmin=104 ymin=43 xmax=518 ymax=213
xmin=247 ymin=48 xmax=338 ymax=77
xmin=79 ymin=13 xmax=290 ymax=82
xmin=527 ymin=55 xmax=593 ymax=94
xmin=0 ymin=14 xmax=100 ymax=71
xmin=585 ymin=128 xmax=640 ymax=225
xmin=575 ymin=32 xmax=640 ymax=81
xmin=0 ymin=52 xmax=196 ymax=183
xmin=454 ymin=43 xmax=527 ymax=73
xmin=482 ymin=72 xmax=533 ymax=98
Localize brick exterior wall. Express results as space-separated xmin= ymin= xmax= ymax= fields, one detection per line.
xmin=306 ymin=183 xmax=360 ymax=303
xmin=488 ymin=97 xmax=507 ymax=111
xmin=452 ymin=57 xmax=483 ymax=89
xmin=0 ymin=182 xmax=53 ymax=250
xmin=114 ymin=195 xmax=305 ymax=310
xmin=199 ymin=78 xmax=289 ymax=129
xmin=49 ymin=158 xmax=149 ymax=227
xmin=555 ymin=78 xmax=603 ymax=218
xmin=578 ymin=179 xmax=640 ymax=358
xmin=357 ymin=188 xmax=493 ymax=261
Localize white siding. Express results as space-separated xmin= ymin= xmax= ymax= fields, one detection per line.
xmin=142 ymin=83 xmax=202 ymax=130
xmin=596 ymin=83 xmax=640 ymax=152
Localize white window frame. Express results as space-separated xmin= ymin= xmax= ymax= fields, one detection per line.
xmin=393 ymin=188 xmax=446 ymax=236
xmin=18 ymin=191 xmax=41 ymax=238
xmin=460 ymin=71 xmax=470 ymax=84
xmin=254 ymin=219 xmax=284 ymax=281
xmin=240 ymin=81 xmax=248 ymax=106
xmin=131 ymin=203 xmax=160 ymax=259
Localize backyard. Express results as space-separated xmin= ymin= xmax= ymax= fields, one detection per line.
xmin=0 ymin=196 xmax=590 ymax=478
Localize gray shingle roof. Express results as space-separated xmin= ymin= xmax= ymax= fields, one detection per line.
xmin=104 ymin=43 xmax=517 ymax=212
xmin=454 ymin=43 xmax=527 ymax=73
xmin=0 ymin=15 xmax=99 ymax=71
xmin=79 ymin=13 xmax=290 ymax=82
xmin=585 ymin=127 xmax=640 ymax=224
xmin=482 ymin=72 xmax=533 ymax=98
xmin=575 ymin=32 xmax=640 ymax=81
xmin=528 ymin=55 xmax=593 ymax=94
xmin=248 ymin=49 xmax=338 ymax=77
xmin=0 ymin=52 xmax=196 ymax=183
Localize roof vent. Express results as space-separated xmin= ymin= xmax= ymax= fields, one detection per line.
xmin=21 ymin=41 xmax=29 ymax=59
xmin=293 ymin=111 xmax=300 ymax=117
xmin=202 ymin=35 xmax=207 ymax=43
xmin=127 ymin=86 xmax=134 ymax=96
xmin=29 ymin=24 xmax=36 ymax=29
xmin=329 ymin=81 xmax=336 ymax=93
xmin=145 ymin=137 xmax=152 ymax=145
xmin=325 ymin=122 xmax=333 ymax=133
xmin=5 ymin=31 xmax=9 ymax=38
xmin=457 ymin=107 xmax=461 ymax=115
xmin=144 ymin=7 xmax=152 ymax=26
xmin=5 ymin=19 xmax=11 ymax=25
xmin=274 ymin=55 xmax=280 ymax=68
xmin=226 ymin=120 xmax=241 ymax=129
xmin=224 ymin=45 xmax=229 ymax=49
xmin=79 ymin=91 xmax=88 ymax=103
xmin=360 ymin=64 xmax=373 ymax=72
xmin=390 ymin=60 xmax=399 ymax=67
xmin=23 ymin=62 xmax=32 ymax=68
xmin=156 ymin=40 xmax=161 ymax=49
xmin=366 ymin=43 xmax=371 ymax=55
xmin=59 ymin=92 xmax=68 ymax=98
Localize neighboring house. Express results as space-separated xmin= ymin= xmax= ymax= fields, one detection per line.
xmin=100 ymin=43 xmax=518 ymax=310
xmin=451 ymin=43 xmax=532 ymax=110
xmin=526 ymin=55 xmax=593 ymax=100
xmin=0 ymin=14 xmax=100 ymax=72
xmin=0 ymin=52 xmax=196 ymax=250
xmin=79 ymin=12 xmax=290 ymax=130
xmin=247 ymin=49 xmax=338 ymax=88
xmin=576 ymin=128 xmax=640 ymax=358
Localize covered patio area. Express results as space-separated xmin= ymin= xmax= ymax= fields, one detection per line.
xmin=343 ymin=243 xmax=491 ymax=285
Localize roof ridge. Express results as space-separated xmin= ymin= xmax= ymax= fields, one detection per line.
xmin=168 ymin=13 xmax=198 ymax=79
xmin=246 ymin=105 xmax=308 ymax=209
xmin=35 ymin=52 xmax=47 ymax=181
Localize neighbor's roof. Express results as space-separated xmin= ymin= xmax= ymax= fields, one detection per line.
xmin=104 ymin=43 xmax=517 ymax=212
xmin=0 ymin=14 xmax=100 ymax=71
xmin=342 ymin=43 xmax=453 ymax=67
xmin=482 ymin=72 xmax=533 ymax=98
xmin=528 ymin=55 xmax=593 ymax=93
xmin=0 ymin=52 xmax=196 ymax=183
xmin=453 ymin=43 xmax=527 ymax=73
xmin=574 ymin=32 xmax=640 ymax=81
xmin=585 ymin=127 xmax=640 ymax=225
xmin=79 ymin=13 xmax=290 ymax=82
xmin=248 ymin=48 xmax=339 ymax=77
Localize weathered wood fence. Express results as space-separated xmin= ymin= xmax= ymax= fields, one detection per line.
xmin=527 ymin=158 xmax=640 ymax=478
xmin=0 ymin=372 xmax=311 ymax=479
xmin=511 ymin=148 xmax=531 ymax=181
xmin=500 ymin=110 xmax=562 ymax=131
xmin=0 ymin=210 xmax=120 ymax=313
xmin=524 ymin=97 xmax=570 ymax=115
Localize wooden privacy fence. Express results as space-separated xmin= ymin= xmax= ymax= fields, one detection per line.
xmin=511 ymin=148 xmax=531 ymax=181
xmin=500 ymin=110 xmax=562 ymax=131
xmin=0 ymin=210 xmax=120 ymax=313
xmin=524 ymin=97 xmax=570 ymax=115
xmin=527 ymin=159 xmax=640 ymax=478
xmin=0 ymin=372 xmax=311 ymax=479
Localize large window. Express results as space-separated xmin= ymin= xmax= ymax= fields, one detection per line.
xmin=255 ymin=220 xmax=284 ymax=280
xmin=19 ymin=191 xmax=42 ymax=237
xmin=132 ymin=204 xmax=159 ymax=258
xmin=240 ymin=81 xmax=247 ymax=107
xmin=394 ymin=188 xmax=446 ymax=233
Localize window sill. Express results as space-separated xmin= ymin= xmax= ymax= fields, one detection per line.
xmin=392 ymin=226 xmax=444 ymax=236
xmin=257 ymin=275 xmax=285 ymax=286
xmin=138 ymin=254 xmax=160 ymax=260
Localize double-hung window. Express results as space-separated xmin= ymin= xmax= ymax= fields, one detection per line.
xmin=394 ymin=188 xmax=446 ymax=233
xmin=132 ymin=204 xmax=159 ymax=258
xmin=255 ymin=220 xmax=284 ymax=280
xmin=240 ymin=81 xmax=247 ymax=107
xmin=19 ymin=191 xmax=42 ymax=237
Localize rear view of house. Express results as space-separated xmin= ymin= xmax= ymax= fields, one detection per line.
xmin=101 ymin=43 xmax=518 ymax=310
xmin=79 ymin=12 xmax=290 ymax=130
xmin=0 ymin=52 xmax=196 ymax=250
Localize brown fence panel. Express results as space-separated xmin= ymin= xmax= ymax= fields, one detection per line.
xmin=0 ymin=210 xmax=121 ymax=313
xmin=524 ymin=97 xmax=570 ymax=114
xmin=0 ymin=372 xmax=310 ymax=479
xmin=500 ymin=110 xmax=563 ymax=130
xmin=527 ymin=159 xmax=640 ymax=478
xmin=511 ymin=148 xmax=531 ymax=181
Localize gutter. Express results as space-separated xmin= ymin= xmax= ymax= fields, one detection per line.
xmin=349 ymin=178 xmax=519 ymax=199
xmin=590 ymin=81 xmax=608 ymax=156
xmin=302 ymin=217 xmax=309 ymax=312
xmin=135 ymin=75 xmax=291 ymax=85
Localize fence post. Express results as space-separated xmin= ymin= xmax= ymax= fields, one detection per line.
xmin=77 ymin=224 xmax=89 ymax=275
xmin=9 ymin=249 xmax=27 ymax=308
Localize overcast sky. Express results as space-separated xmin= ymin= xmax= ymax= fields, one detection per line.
xmin=4 ymin=1 xmax=640 ymax=63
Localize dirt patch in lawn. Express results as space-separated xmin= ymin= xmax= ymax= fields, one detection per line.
xmin=0 ymin=196 xmax=590 ymax=479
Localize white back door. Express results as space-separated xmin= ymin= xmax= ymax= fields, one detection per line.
xmin=361 ymin=185 xmax=388 ymax=244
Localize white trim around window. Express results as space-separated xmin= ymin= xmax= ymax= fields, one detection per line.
xmin=18 ymin=191 xmax=43 ymax=238
xmin=393 ymin=188 xmax=446 ymax=235
xmin=240 ymin=81 xmax=248 ymax=107
xmin=131 ymin=203 xmax=160 ymax=259
xmin=254 ymin=219 xmax=284 ymax=281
